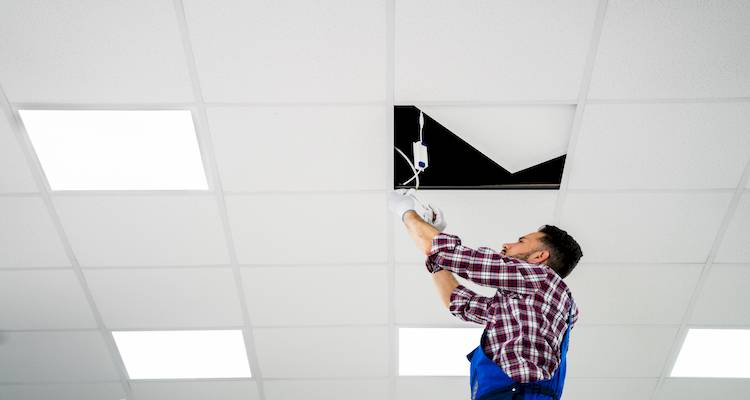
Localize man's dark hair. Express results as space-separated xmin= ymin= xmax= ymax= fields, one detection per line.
xmin=536 ymin=225 xmax=583 ymax=279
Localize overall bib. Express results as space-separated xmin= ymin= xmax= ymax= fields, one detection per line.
xmin=467 ymin=304 xmax=573 ymax=400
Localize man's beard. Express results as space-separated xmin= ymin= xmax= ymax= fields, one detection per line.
xmin=506 ymin=250 xmax=535 ymax=261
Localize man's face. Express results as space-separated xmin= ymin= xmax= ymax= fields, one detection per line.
xmin=501 ymin=231 xmax=548 ymax=263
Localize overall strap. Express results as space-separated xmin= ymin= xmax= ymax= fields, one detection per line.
xmin=560 ymin=300 xmax=574 ymax=354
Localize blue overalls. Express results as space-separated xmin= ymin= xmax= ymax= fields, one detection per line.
xmin=466 ymin=303 xmax=573 ymax=400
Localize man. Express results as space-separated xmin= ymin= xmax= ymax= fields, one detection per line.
xmin=388 ymin=190 xmax=583 ymax=400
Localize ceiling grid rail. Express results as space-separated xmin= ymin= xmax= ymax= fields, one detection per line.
xmin=171 ymin=1 xmax=266 ymax=399
xmin=0 ymin=84 xmax=136 ymax=397
xmin=552 ymin=0 xmax=609 ymax=225
xmin=648 ymin=155 xmax=750 ymax=399
xmin=386 ymin=0 xmax=397 ymax=398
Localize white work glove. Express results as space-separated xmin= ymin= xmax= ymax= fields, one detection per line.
xmin=429 ymin=206 xmax=447 ymax=232
xmin=416 ymin=203 xmax=447 ymax=232
xmin=388 ymin=189 xmax=417 ymax=221
xmin=389 ymin=189 xmax=448 ymax=231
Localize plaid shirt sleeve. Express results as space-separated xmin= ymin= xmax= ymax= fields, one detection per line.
xmin=425 ymin=232 xmax=534 ymax=294
xmin=448 ymin=284 xmax=495 ymax=325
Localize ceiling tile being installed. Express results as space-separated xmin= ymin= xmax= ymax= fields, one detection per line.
xmin=208 ymin=106 xmax=388 ymax=192
xmin=569 ymin=103 xmax=750 ymax=190
xmin=396 ymin=0 xmax=598 ymax=101
xmin=183 ymin=0 xmax=386 ymax=103
xmin=416 ymin=106 xmax=574 ymax=174
xmin=53 ymin=195 xmax=230 ymax=267
xmin=589 ymin=0 xmax=750 ymax=99
xmin=0 ymin=0 xmax=193 ymax=103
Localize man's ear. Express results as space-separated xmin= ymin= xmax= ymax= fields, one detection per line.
xmin=534 ymin=249 xmax=550 ymax=263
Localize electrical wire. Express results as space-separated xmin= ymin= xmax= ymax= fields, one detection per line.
xmin=395 ymin=146 xmax=420 ymax=189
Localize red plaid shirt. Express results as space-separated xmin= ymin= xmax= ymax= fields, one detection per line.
xmin=425 ymin=233 xmax=579 ymax=383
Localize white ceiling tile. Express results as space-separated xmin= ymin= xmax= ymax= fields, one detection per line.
xmin=0 ymin=383 xmax=125 ymax=400
xmin=0 ymin=331 xmax=120 ymax=382
xmin=560 ymin=192 xmax=731 ymax=263
xmin=589 ymin=0 xmax=750 ymax=99
xmin=0 ymin=270 xmax=96 ymax=330
xmin=84 ymin=268 xmax=243 ymax=329
xmin=0 ymin=113 xmax=36 ymax=193
xmin=396 ymin=377 xmax=469 ymax=400
xmin=183 ymin=0 xmax=386 ymax=103
xmin=395 ymin=190 xmax=557 ymax=263
xmin=569 ymin=103 xmax=750 ymax=190
xmin=227 ymin=193 xmax=387 ymax=264
xmin=566 ymin=326 xmax=678 ymax=377
xmin=0 ymin=0 xmax=193 ymax=103
xmin=564 ymin=378 xmax=657 ymax=400
xmin=395 ymin=0 xmax=598 ymax=102
xmin=657 ymin=378 xmax=750 ymax=400
xmin=254 ymin=327 xmax=389 ymax=378
xmin=19 ymin=109 xmax=208 ymax=191
xmin=53 ymin=195 xmax=230 ymax=267
xmin=207 ymin=106 xmax=388 ymax=192
xmin=265 ymin=379 xmax=388 ymax=400
xmin=566 ymin=264 xmax=701 ymax=325
xmin=715 ymin=192 xmax=750 ymax=263
xmin=0 ymin=197 xmax=70 ymax=268
xmin=242 ymin=265 xmax=388 ymax=326
xmin=418 ymin=106 xmax=574 ymax=173
xmin=395 ymin=263 xmax=496 ymax=326
xmin=690 ymin=264 xmax=750 ymax=325
xmin=132 ymin=380 xmax=260 ymax=400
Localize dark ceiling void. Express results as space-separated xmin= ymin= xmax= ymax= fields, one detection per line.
xmin=394 ymin=105 xmax=566 ymax=190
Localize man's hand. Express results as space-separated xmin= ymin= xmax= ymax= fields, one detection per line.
xmin=427 ymin=206 xmax=447 ymax=232
xmin=388 ymin=189 xmax=417 ymax=221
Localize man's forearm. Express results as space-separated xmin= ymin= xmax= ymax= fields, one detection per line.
xmin=432 ymin=270 xmax=460 ymax=309
xmin=402 ymin=210 xmax=440 ymax=255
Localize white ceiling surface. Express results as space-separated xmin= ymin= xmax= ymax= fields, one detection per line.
xmin=0 ymin=1 xmax=748 ymax=400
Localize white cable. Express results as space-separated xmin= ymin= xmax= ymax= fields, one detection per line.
xmin=395 ymin=146 xmax=420 ymax=189
xmin=402 ymin=170 xmax=421 ymax=185
xmin=419 ymin=111 xmax=424 ymax=143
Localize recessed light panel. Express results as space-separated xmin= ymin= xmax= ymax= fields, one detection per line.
xmin=18 ymin=110 xmax=208 ymax=190
xmin=112 ymin=330 xmax=252 ymax=379
xmin=671 ymin=328 xmax=750 ymax=378
xmin=399 ymin=327 xmax=482 ymax=376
